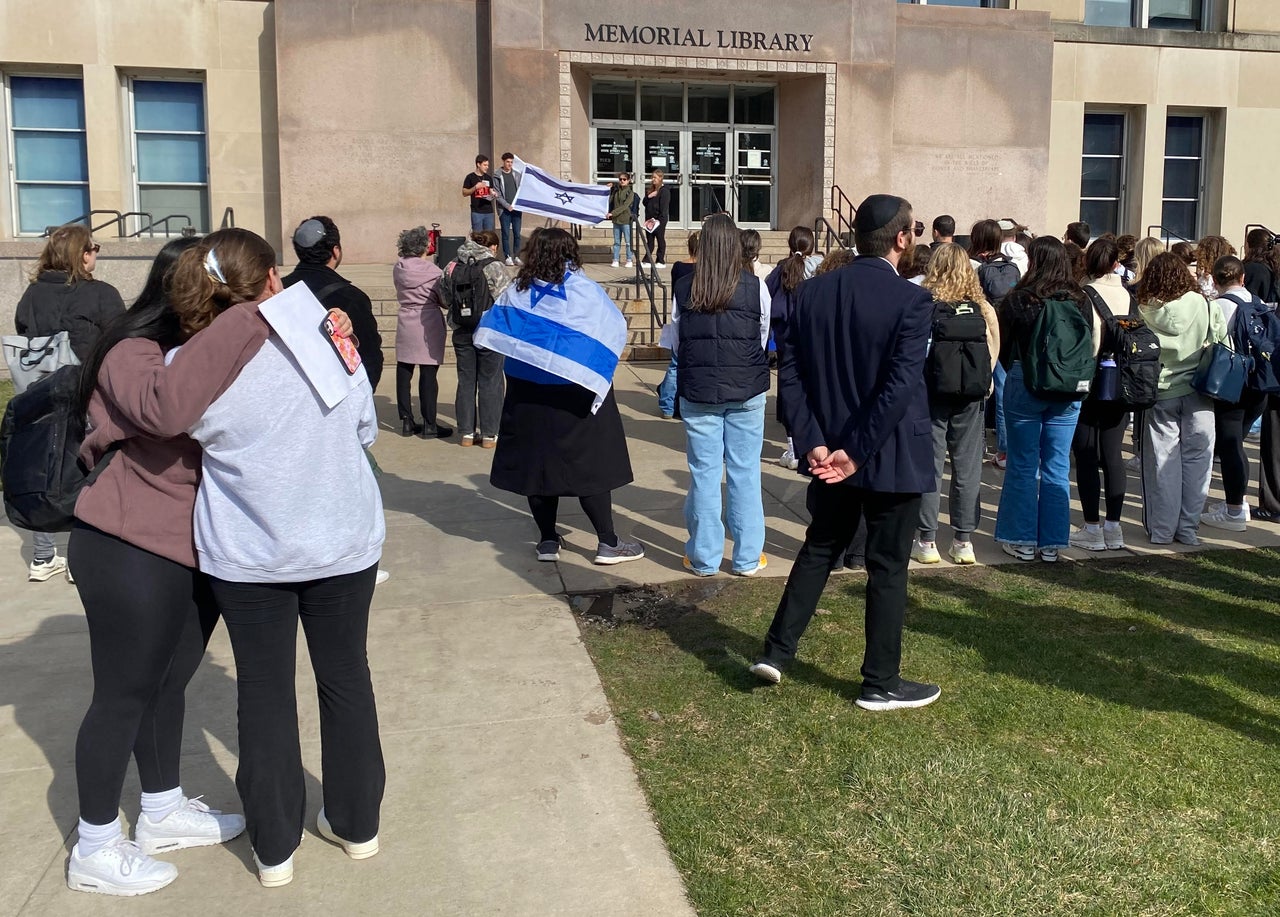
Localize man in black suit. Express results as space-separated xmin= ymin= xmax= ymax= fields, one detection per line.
xmin=750 ymin=194 xmax=941 ymax=711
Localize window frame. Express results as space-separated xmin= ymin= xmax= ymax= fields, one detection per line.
xmin=1083 ymin=0 xmax=1211 ymax=30
xmin=3 ymin=71 xmax=90 ymax=237
xmin=125 ymin=75 xmax=211 ymax=233
xmin=1079 ymin=108 xmax=1130 ymax=238
xmin=896 ymin=0 xmax=1007 ymax=7
xmin=1160 ymin=110 xmax=1209 ymax=243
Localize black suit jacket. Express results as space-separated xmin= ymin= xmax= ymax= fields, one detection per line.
xmin=778 ymin=257 xmax=935 ymax=494
xmin=283 ymin=263 xmax=384 ymax=388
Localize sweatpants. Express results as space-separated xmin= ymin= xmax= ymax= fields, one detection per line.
xmin=918 ymin=399 xmax=984 ymax=540
xmin=211 ymin=565 xmax=385 ymax=867
xmin=68 ymin=522 xmax=220 ymax=825
xmin=1141 ymin=393 xmax=1215 ymax=543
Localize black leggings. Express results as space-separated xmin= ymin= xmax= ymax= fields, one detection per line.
xmin=68 ymin=523 xmax=220 ymax=825
xmin=527 ymin=493 xmax=616 ymax=545
xmin=1214 ymin=390 xmax=1268 ymax=504
xmin=396 ymin=362 xmax=440 ymax=425
xmin=1072 ymin=401 xmax=1130 ymax=523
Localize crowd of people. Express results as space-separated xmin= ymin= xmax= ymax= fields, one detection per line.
xmin=10 ymin=180 xmax=1280 ymax=896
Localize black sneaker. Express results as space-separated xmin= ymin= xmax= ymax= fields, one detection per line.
xmin=855 ymin=679 xmax=941 ymax=711
xmin=536 ymin=538 xmax=562 ymax=562
xmin=1252 ymin=508 xmax=1280 ymax=523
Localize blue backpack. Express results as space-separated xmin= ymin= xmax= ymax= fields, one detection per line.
xmin=1223 ymin=292 xmax=1280 ymax=394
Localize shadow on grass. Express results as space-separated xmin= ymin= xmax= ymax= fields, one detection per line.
xmin=904 ymin=555 xmax=1280 ymax=745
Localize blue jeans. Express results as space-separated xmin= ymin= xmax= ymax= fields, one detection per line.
xmin=680 ymin=393 xmax=766 ymax=574
xmin=499 ymin=209 xmax=522 ymax=259
xmin=612 ymin=223 xmax=632 ymax=263
xmin=657 ymin=355 xmax=678 ymax=416
xmin=994 ymin=363 xmax=1081 ymax=550
xmin=470 ymin=211 xmax=495 ymax=232
xmin=992 ymin=360 xmax=1008 ymax=454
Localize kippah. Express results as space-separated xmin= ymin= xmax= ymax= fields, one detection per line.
xmin=854 ymin=195 xmax=907 ymax=234
xmin=293 ymin=219 xmax=328 ymax=248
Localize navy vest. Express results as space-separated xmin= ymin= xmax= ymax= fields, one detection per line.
xmin=675 ymin=271 xmax=770 ymax=405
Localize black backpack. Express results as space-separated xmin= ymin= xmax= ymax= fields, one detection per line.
xmin=0 ymin=365 xmax=110 ymax=532
xmin=1222 ymin=292 xmax=1280 ymax=394
xmin=439 ymin=256 xmax=498 ymax=332
xmin=1084 ymin=287 xmax=1161 ymax=409
xmin=976 ymin=255 xmax=1020 ymax=306
xmin=927 ymin=299 xmax=991 ymax=401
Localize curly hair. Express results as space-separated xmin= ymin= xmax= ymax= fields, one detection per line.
xmin=397 ymin=226 xmax=431 ymax=258
xmin=515 ymin=227 xmax=580 ymax=291
xmin=1136 ymin=252 xmax=1199 ymax=305
xmin=923 ymin=243 xmax=988 ymax=308
xmin=1194 ymin=235 xmax=1235 ymax=280
xmin=169 ymin=228 xmax=277 ymax=338
xmin=33 ymin=223 xmax=95 ymax=284
xmin=815 ymin=248 xmax=854 ymax=275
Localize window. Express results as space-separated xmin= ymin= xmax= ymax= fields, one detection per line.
xmin=1084 ymin=0 xmax=1205 ymax=30
xmin=1080 ymin=112 xmax=1126 ymax=236
xmin=6 ymin=75 xmax=89 ymax=235
xmin=1161 ymin=114 xmax=1205 ymax=241
xmin=896 ymin=0 xmax=1004 ymax=6
xmin=130 ymin=79 xmax=209 ymax=232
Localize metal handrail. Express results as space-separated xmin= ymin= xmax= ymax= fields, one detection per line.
xmin=43 ymin=210 xmax=124 ymax=238
xmin=1245 ymin=223 xmax=1275 ymax=243
xmin=830 ymin=184 xmax=857 ymax=239
xmin=630 ymin=215 xmax=668 ymax=340
xmin=813 ymin=216 xmax=845 ymax=255
xmin=220 ymin=206 xmax=236 ymax=229
xmin=1147 ymin=224 xmax=1193 ymax=244
xmin=129 ymin=214 xmax=194 ymax=238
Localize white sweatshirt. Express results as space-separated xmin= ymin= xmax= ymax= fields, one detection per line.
xmin=189 ymin=336 xmax=385 ymax=583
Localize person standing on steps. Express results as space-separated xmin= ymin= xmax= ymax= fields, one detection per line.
xmin=493 ymin=152 xmax=524 ymax=266
xmin=642 ymin=168 xmax=671 ymax=269
xmin=607 ymin=172 xmax=636 ymax=269
xmin=462 ymin=153 xmax=496 ymax=232
xmin=749 ymin=194 xmax=942 ymax=712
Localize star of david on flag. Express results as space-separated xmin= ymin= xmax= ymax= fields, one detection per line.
xmin=509 ymin=156 xmax=610 ymax=226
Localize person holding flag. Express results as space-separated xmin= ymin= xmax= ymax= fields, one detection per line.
xmin=474 ymin=228 xmax=644 ymax=565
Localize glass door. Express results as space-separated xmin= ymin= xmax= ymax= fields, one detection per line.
xmin=642 ymin=129 xmax=682 ymax=226
xmin=689 ymin=131 xmax=729 ymax=223
xmin=734 ymin=130 xmax=774 ymax=229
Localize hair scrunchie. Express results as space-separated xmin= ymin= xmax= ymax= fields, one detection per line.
xmin=204 ymin=248 xmax=227 ymax=284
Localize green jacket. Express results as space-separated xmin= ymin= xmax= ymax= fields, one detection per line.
xmin=608 ymin=185 xmax=636 ymax=225
xmin=1138 ymin=289 xmax=1227 ymax=401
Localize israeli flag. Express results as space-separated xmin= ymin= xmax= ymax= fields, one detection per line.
xmin=474 ymin=270 xmax=626 ymax=413
xmin=510 ymin=156 xmax=610 ymax=226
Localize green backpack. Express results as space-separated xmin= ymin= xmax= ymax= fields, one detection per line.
xmin=1023 ymin=296 xmax=1094 ymax=401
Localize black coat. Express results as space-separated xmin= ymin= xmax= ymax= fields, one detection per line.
xmin=15 ymin=271 xmax=125 ymax=362
xmin=283 ymin=263 xmax=384 ymax=388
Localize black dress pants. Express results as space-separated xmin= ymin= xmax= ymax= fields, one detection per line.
xmin=763 ymin=481 xmax=921 ymax=692
xmin=211 ymin=565 xmax=384 ymax=867
xmin=69 ymin=523 xmax=220 ymax=824
xmin=396 ymin=362 xmax=440 ymax=425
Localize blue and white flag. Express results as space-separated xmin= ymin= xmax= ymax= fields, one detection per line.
xmin=510 ymin=156 xmax=610 ymax=226
xmin=474 ymin=270 xmax=626 ymax=413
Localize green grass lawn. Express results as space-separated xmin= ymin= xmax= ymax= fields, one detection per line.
xmin=578 ymin=551 xmax=1280 ymax=917
xmin=0 ymin=379 xmax=13 ymax=417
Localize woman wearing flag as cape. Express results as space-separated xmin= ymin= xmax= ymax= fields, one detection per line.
xmin=474 ymin=227 xmax=644 ymax=565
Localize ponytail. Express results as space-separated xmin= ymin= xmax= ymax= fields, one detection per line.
xmin=169 ymin=227 xmax=276 ymax=338
xmin=780 ymin=226 xmax=816 ymax=294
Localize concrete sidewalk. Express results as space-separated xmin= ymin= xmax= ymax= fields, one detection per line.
xmin=4 ymin=362 xmax=1280 ymax=915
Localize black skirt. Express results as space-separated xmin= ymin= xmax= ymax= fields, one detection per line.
xmin=489 ymin=377 xmax=634 ymax=497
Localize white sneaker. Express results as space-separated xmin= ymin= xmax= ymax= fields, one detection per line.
xmin=610 ymin=260 xmax=619 ymax=268
xmin=253 ymin=851 xmax=294 ymax=888
xmin=948 ymin=541 xmax=976 ymax=565
xmin=317 ymin=809 xmax=380 ymax=860
xmin=778 ymin=449 xmax=799 ymax=470
xmin=625 ymin=261 xmax=634 ymax=268
xmin=1069 ymin=526 xmax=1106 ymax=552
xmin=68 ymin=838 xmax=177 ymax=896
xmin=29 ymin=554 xmax=68 ymax=582
xmin=375 ymin=570 xmax=390 ymax=586
xmin=1103 ymin=524 xmax=1125 ymax=550
xmin=1000 ymin=542 xmax=1036 ymax=562
xmin=135 ymin=796 xmax=245 ymax=854
xmin=748 ymin=660 xmax=782 ymax=684
xmin=911 ymin=539 xmax=941 ymax=564
xmin=1040 ymin=548 xmax=1059 ymax=563
xmin=1200 ymin=504 xmax=1247 ymax=532
xmin=504 ymin=257 xmax=515 ymax=267
xmin=655 ymin=262 xmax=666 ymax=269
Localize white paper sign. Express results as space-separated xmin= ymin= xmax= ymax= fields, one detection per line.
xmin=258 ymin=281 xmax=367 ymax=409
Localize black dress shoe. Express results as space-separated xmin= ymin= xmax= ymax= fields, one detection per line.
xmin=421 ymin=423 xmax=454 ymax=439
xmin=855 ymin=679 xmax=941 ymax=711
xmin=401 ymin=419 xmax=423 ymax=437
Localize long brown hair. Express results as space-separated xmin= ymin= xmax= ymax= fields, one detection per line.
xmin=33 ymin=223 xmax=95 ymax=284
xmin=779 ymin=226 xmax=816 ymax=294
xmin=687 ymin=214 xmax=743 ymax=313
xmin=169 ymin=228 xmax=277 ymax=338
xmin=1136 ymin=252 xmax=1199 ymax=305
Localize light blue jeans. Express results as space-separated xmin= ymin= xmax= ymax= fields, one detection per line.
xmin=680 ymin=393 xmax=766 ymax=574
xmin=992 ymin=360 xmax=1008 ymax=454
xmin=612 ymin=223 xmax=633 ymax=263
xmin=657 ymin=355 xmax=678 ymax=416
xmin=994 ymin=363 xmax=1081 ymax=550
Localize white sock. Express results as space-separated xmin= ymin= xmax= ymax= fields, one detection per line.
xmin=140 ymin=786 xmax=184 ymax=822
xmin=1103 ymin=520 xmax=1121 ymax=531
xmin=1084 ymin=523 xmax=1101 ymax=534
xmin=786 ymin=436 xmax=794 ymax=454
xmin=76 ymin=817 xmax=123 ymax=858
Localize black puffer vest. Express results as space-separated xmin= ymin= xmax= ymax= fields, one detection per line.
xmin=674 ymin=271 xmax=770 ymax=405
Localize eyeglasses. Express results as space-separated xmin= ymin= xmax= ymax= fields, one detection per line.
xmin=85 ymin=243 xmax=101 ymax=254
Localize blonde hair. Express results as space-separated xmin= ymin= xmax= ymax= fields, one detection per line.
xmin=923 ymin=243 xmax=988 ymax=308
xmin=33 ymin=223 xmax=95 ymax=284
xmin=169 ymin=228 xmax=276 ymax=339
xmin=1132 ymin=237 xmax=1164 ymax=287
